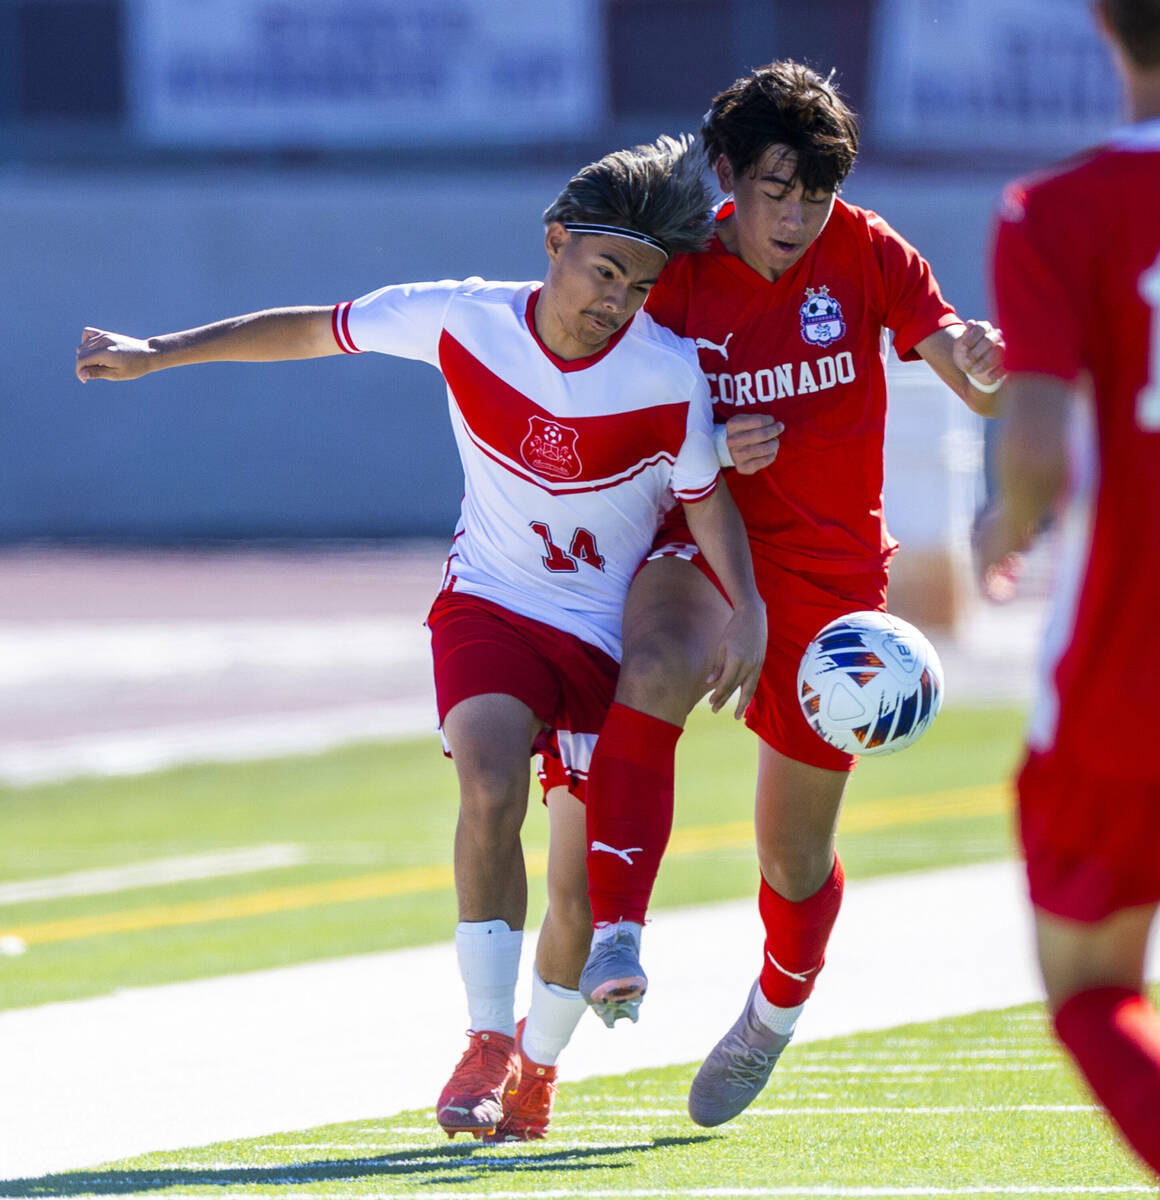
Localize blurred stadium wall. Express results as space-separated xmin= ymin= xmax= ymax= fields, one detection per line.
xmin=2 ymin=0 xmax=1117 ymax=569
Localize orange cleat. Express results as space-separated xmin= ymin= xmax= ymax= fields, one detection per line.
xmin=436 ymin=1029 xmax=520 ymax=1139
xmin=482 ymin=1019 xmax=558 ymax=1142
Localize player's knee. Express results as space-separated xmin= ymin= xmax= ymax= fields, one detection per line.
xmin=617 ymin=630 xmax=704 ymax=716
xmin=457 ymin=761 xmax=528 ymax=832
xmin=1034 ymin=915 xmax=1150 ymax=1010
xmin=759 ymin=842 xmax=834 ymax=902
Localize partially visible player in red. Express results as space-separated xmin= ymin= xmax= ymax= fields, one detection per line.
xmin=977 ymin=0 xmax=1160 ymax=1176
xmin=576 ymin=61 xmax=1006 ymax=1124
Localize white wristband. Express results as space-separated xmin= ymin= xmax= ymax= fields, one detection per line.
xmin=712 ymin=423 xmax=735 ymax=468
xmin=968 ymin=374 xmax=1004 ymax=394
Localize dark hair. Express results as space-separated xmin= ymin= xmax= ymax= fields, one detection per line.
xmin=542 ymin=134 xmax=714 ymax=257
xmin=1100 ymin=0 xmax=1160 ymax=69
xmin=701 ymin=60 xmax=859 ymax=194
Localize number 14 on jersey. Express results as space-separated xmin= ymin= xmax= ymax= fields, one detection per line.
xmin=531 ymin=522 xmax=606 ymax=573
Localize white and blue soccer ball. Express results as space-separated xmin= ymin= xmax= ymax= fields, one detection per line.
xmin=796 ymin=611 xmax=944 ymax=756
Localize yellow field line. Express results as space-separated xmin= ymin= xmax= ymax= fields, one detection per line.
xmin=3 ymin=786 xmax=1009 ymax=947
xmin=663 ymin=783 xmax=1009 ymax=856
xmin=843 ymin=783 xmax=1010 ymax=833
xmin=6 ymin=865 xmax=454 ymax=946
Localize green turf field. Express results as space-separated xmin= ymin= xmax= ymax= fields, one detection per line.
xmin=6 ymin=1003 xmax=1152 ymax=1197
xmin=4 ymin=704 xmax=1154 ymax=1195
xmin=0 ymin=705 xmax=1023 ymax=1011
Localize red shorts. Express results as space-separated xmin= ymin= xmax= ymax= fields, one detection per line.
xmin=650 ymin=524 xmax=888 ymax=771
xmin=1018 ymin=750 xmax=1160 ymax=922
xmin=427 ymin=590 xmax=618 ymax=802
xmin=643 ymin=537 xmax=731 ymax=602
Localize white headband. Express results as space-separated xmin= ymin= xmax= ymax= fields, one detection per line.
xmin=561 ymin=222 xmax=670 ymax=259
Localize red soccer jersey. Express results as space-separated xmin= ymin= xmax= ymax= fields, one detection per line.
xmin=993 ymin=121 xmax=1160 ymax=778
xmin=646 ymin=197 xmax=959 ymax=572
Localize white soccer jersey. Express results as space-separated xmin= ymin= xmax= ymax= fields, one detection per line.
xmin=333 ymin=278 xmax=719 ymax=660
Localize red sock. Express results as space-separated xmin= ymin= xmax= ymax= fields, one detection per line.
xmin=757 ymin=855 xmax=845 ymax=1007
xmin=1054 ymin=986 xmax=1160 ymax=1176
xmin=585 ymin=702 xmax=682 ymax=925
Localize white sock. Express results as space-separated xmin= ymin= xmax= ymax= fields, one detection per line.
xmin=592 ymin=919 xmax=643 ymax=949
xmin=521 ymin=971 xmax=587 ymax=1067
xmin=753 ymin=984 xmax=805 ymax=1038
xmin=455 ymin=919 xmax=522 ymax=1037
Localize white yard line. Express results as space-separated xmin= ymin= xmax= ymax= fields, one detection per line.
xmin=572 ymin=1105 xmax=1098 ymax=1117
xmin=0 ymin=859 xmax=1099 ymax=1181
xmin=774 ymin=1063 xmax=1054 ymax=1074
xmin=0 ymin=701 xmax=436 ymax=786
xmin=0 ymin=619 xmax=427 ymax=688
xmin=0 ymin=845 xmax=307 ymax=906
xmin=86 ymin=1188 xmax=1157 ymax=1198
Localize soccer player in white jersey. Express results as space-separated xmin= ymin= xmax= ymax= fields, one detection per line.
xmin=75 ymin=135 xmax=767 ymax=1142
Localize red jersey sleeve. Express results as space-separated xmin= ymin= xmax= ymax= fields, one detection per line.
xmin=645 ymin=254 xmax=695 ymax=337
xmin=866 ymin=211 xmax=959 ymax=361
xmin=991 ymin=183 xmax=1084 ymax=382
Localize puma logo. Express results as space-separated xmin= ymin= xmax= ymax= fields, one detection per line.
xmin=440 ymin=1105 xmax=470 ymax=1115
xmin=590 ymin=840 xmax=644 ymax=865
xmin=695 ymin=332 xmax=734 ymax=359
xmin=766 ymin=949 xmax=821 ymax=983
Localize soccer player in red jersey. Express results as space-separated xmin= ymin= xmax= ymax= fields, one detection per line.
xmin=575 ymin=62 xmax=1006 ymax=1123
xmin=75 ymin=137 xmax=767 ymax=1142
xmin=978 ymin=0 xmax=1160 ymax=1176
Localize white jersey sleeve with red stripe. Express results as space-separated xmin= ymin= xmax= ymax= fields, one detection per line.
xmin=332 ymin=280 xmax=457 ymax=361
xmin=332 ymin=277 xmax=717 ymax=661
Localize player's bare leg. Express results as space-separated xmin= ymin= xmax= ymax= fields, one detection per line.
xmin=1036 ymin=904 xmax=1160 ymax=1174
xmin=437 ymin=693 xmax=542 ymax=1138
xmin=614 ymin=556 xmax=733 ymax=724
xmin=444 ymin=692 xmax=542 ymax=928
xmin=1036 ymin=905 xmax=1153 ymax=1005
xmin=689 ymin=743 xmax=849 ymax=1126
xmin=538 ymin=787 xmax=595 ymax=988
xmin=581 ymin=557 xmax=732 ymax=1024
xmin=488 ymin=787 xmax=590 ymax=1142
xmin=752 ymin=745 xmax=848 ymax=901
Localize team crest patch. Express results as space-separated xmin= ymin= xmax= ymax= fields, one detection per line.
xmin=799 ymin=286 xmax=846 ymax=347
xmin=521 ymin=416 xmax=582 ymax=480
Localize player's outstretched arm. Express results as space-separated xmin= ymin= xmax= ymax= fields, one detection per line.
xmin=916 ymin=320 xmax=1007 ymax=416
xmin=75 ymin=307 xmax=341 ymax=383
xmin=682 ymin=481 xmax=767 ymax=718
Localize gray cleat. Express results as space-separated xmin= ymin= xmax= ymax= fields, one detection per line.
xmin=578 ymin=923 xmax=648 ymax=1029
xmin=687 ymin=980 xmax=791 ymax=1127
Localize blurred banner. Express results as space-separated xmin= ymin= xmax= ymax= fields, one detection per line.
xmin=128 ymin=0 xmax=604 ymax=146
xmin=870 ymin=0 xmax=1121 ymax=155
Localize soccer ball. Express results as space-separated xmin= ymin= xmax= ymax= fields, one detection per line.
xmin=797 ymin=611 xmax=944 ymax=757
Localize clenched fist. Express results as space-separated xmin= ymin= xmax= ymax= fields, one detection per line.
xmin=76 ymin=327 xmax=154 ymax=382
